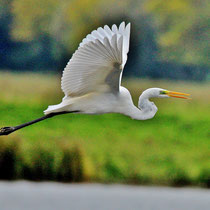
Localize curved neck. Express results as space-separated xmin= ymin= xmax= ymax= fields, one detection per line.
xmin=127 ymin=90 xmax=158 ymax=120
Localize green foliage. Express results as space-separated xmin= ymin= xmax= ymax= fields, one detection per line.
xmin=0 ymin=73 xmax=210 ymax=187
xmin=1 ymin=0 xmax=209 ymax=80
xmin=145 ymin=0 xmax=210 ymax=65
xmin=56 ymin=145 xmax=84 ymax=182
xmin=10 ymin=0 xmax=127 ymax=50
xmin=0 ymin=137 xmax=19 ymax=180
xmin=198 ymin=169 xmax=210 ymax=188
xmin=0 ymin=136 xmax=88 ymax=182
xmin=167 ymin=167 xmax=191 ymax=186
xmin=8 ymin=0 xmax=209 ymax=66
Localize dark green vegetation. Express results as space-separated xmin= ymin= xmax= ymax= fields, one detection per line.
xmin=0 ymin=73 xmax=210 ymax=187
xmin=1 ymin=1 xmax=209 ymax=81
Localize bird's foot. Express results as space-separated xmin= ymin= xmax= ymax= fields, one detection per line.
xmin=0 ymin=127 xmax=15 ymax=136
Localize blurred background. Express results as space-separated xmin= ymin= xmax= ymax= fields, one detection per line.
xmin=0 ymin=0 xmax=209 ymax=188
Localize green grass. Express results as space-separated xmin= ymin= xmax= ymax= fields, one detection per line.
xmin=0 ymin=72 xmax=210 ymax=187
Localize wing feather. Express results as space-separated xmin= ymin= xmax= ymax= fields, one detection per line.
xmin=61 ymin=22 xmax=131 ymax=97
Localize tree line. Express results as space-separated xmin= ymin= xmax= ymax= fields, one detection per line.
xmin=0 ymin=0 xmax=209 ymax=81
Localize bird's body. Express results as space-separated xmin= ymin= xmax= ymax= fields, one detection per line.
xmin=0 ymin=22 xmax=190 ymax=136
xmin=45 ymin=87 xmax=129 ymax=115
xmin=44 ymin=21 xmax=189 ymax=120
xmin=44 ymin=22 xmax=132 ymax=116
xmin=45 ymin=86 xmax=157 ymax=120
xmin=44 ymin=22 xmax=159 ymax=120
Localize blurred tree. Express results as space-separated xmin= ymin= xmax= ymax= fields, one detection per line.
xmin=0 ymin=0 xmax=14 ymax=68
xmin=144 ymin=0 xmax=210 ymax=66
xmin=0 ymin=0 xmax=209 ymax=80
xmin=10 ymin=0 xmax=132 ymax=72
xmin=11 ymin=0 xmax=128 ymax=51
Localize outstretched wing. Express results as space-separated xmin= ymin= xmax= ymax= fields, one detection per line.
xmin=61 ymin=22 xmax=131 ymax=97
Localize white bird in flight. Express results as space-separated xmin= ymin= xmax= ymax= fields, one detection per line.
xmin=0 ymin=22 xmax=190 ymax=136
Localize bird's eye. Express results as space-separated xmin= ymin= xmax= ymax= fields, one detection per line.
xmin=160 ymin=90 xmax=166 ymax=95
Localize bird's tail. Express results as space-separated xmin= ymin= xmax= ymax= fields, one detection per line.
xmin=44 ymin=104 xmax=61 ymax=115
xmin=44 ymin=103 xmax=71 ymax=115
xmin=44 ymin=96 xmax=75 ymax=115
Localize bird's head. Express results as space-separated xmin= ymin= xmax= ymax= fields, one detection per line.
xmin=137 ymin=88 xmax=191 ymax=120
xmin=141 ymin=88 xmax=191 ymax=99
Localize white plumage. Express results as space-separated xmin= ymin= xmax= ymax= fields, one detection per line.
xmin=0 ymin=22 xmax=191 ymax=137
xmin=61 ymin=22 xmax=130 ymax=97
xmin=44 ymin=22 xmax=190 ymax=120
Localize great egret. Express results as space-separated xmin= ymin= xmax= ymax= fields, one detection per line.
xmin=0 ymin=22 xmax=190 ymax=136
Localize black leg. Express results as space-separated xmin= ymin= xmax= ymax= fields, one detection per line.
xmin=0 ymin=111 xmax=79 ymax=136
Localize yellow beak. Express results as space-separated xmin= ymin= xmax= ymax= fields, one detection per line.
xmin=166 ymin=91 xmax=191 ymax=99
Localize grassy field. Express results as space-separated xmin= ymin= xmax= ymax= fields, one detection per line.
xmin=0 ymin=72 xmax=209 ymax=187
